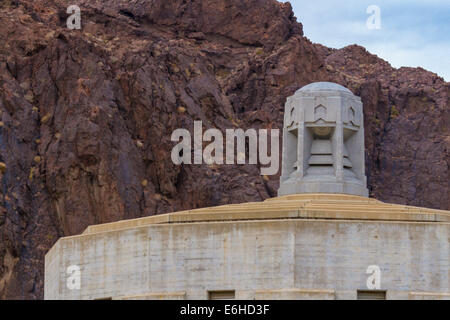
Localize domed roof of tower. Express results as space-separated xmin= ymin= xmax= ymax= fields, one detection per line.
xmin=298 ymin=82 xmax=353 ymax=94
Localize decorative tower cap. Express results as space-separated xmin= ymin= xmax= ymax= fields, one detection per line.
xmin=278 ymin=82 xmax=369 ymax=197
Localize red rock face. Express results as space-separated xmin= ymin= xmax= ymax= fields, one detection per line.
xmin=0 ymin=0 xmax=448 ymax=299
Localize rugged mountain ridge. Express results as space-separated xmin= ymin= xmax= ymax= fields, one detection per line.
xmin=0 ymin=0 xmax=448 ymax=299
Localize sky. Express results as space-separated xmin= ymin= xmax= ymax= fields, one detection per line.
xmin=283 ymin=0 xmax=449 ymax=81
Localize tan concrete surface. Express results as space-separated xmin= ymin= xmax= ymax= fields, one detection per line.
xmin=82 ymin=194 xmax=450 ymax=235
xmin=45 ymin=194 xmax=450 ymax=300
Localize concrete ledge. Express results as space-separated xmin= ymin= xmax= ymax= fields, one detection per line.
xmin=254 ymin=288 xmax=335 ymax=300
xmin=409 ymin=291 xmax=450 ymax=300
xmin=82 ymin=194 xmax=450 ymax=235
xmin=116 ymin=291 xmax=186 ymax=300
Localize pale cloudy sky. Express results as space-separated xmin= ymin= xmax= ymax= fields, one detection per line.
xmin=283 ymin=0 xmax=449 ymax=81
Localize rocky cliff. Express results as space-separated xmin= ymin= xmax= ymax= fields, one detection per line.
xmin=0 ymin=0 xmax=448 ymax=299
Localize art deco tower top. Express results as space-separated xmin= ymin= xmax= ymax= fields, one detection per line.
xmin=278 ymin=82 xmax=369 ymax=197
